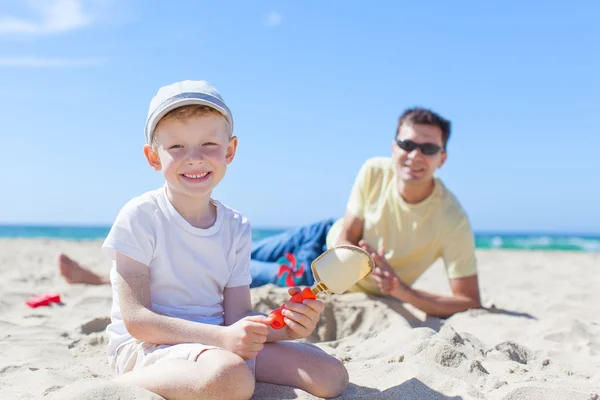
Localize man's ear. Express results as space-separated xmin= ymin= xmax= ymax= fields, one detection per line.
xmin=144 ymin=144 xmax=162 ymax=171
xmin=439 ymin=150 xmax=448 ymax=168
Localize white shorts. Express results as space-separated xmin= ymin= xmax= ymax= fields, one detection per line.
xmin=109 ymin=340 xmax=256 ymax=377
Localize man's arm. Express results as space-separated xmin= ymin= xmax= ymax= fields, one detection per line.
xmin=336 ymin=158 xmax=371 ymax=248
xmin=399 ymin=213 xmax=482 ymax=317
xmin=390 ymin=274 xmax=481 ymax=318
xmin=336 ymin=211 xmax=364 ymax=247
xmin=366 ymin=245 xmax=481 ymax=318
xmin=116 ymin=252 xmax=226 ymax=346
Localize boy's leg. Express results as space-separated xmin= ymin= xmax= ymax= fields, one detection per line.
xmin=114 ymin=349 xmax=255 ymax=400
xmin=255 ymin=341 xmax=348 ymax=399
xmin=250 ymin=218 xmax=336 ymax=288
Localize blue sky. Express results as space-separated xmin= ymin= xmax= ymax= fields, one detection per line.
xmin=0 ymin=0 xmax=598 ymax=233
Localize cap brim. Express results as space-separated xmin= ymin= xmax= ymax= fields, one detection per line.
xmin=145 ymin=93 xmax=233 ymax=143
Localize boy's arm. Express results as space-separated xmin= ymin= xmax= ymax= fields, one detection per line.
xmin=223 ymin=284 xmax=284 ymax=342
xmin=223 ymin=285 xmax=254 ymax=326
xmin=116 ymin=252 xmax=226 ymax=346
xmin=223 ymin=285 xmax=323 ymax=343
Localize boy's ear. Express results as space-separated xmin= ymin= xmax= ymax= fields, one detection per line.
xmin=225 ymin=136 xmax=238 ymax=165
xmin=144 ymin=144 xmax=162 ymax=171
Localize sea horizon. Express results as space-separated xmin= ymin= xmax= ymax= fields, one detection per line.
xmin=1 ymin=223 xmax=599 ymax=253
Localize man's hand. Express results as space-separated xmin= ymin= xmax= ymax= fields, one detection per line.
xmin=222 ymin=315 xmax=272 ymax=360
xmin=372 ymin=267 xmax=402 ymax=295
xmin=359 ymin=240 xmax=408 ymax=296
xmin=280 ymin=287 xmax=324 ymax=340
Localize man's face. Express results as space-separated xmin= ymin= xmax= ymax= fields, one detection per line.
xmin=392 ymin=123 xmax=447 ymax=185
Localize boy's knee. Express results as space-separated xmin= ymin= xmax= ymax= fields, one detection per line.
xmin=312 ymin=356 xmax=349 ymax=399
xmin=222 ymin=359 xmax=255 ymax=400
xmin=206 ymin=351 xmax=255 ymax=399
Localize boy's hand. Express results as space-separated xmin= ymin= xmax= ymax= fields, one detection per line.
xmin=281 ymin=287 xmax=324 ymax=340
xmin=222 ymin=315 xmax=272 ymax=360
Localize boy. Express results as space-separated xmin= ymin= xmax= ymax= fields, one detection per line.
xmin=101 ymin=80 xmax=348 ymax=400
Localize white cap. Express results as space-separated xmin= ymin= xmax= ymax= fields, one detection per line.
xmin=145 ymin=80 xmax=233 ymax=144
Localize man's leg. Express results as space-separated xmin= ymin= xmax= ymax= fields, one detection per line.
xmin=249 ymin=259 xmax=284 ymax=288
xmin=58 ymin=253 xmax=110 ymax=285
xmin=256 ymin=341 xmax=348 ymax=399
xmin=249 ymin=219 xmax=336 ymax=288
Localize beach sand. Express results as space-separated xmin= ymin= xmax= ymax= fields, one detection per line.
xmin=0 ymin=238 xmax=598 ymax=399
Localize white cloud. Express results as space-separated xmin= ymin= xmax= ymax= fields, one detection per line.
xmin=0 ymin=56 xmax=105 ymax=68
xmin=0 ymin=0 xmax=92 ymax=35
xmin=266 ymin=11 xmax=282 ymax=27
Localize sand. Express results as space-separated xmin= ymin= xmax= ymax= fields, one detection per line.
xmin=0 ymin=238 xmax=598 ymax=399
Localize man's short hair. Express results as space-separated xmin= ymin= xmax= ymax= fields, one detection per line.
xmin=396 ymin=108 xmax=451 ymax=148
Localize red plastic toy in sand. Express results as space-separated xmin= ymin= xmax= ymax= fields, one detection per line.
xmin=26 ymin=293 xmax=61 ymax=308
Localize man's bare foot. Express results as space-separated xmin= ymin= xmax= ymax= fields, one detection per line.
xmin=58 ymin=253 xmax=110 ymax=285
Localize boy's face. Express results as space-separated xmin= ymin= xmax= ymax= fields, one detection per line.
xmin=144 ymin=113 xmax=237 ymax=201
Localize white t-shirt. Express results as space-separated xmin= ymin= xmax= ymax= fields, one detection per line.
xmin=101 ymin=187 xmax=252 ymax=357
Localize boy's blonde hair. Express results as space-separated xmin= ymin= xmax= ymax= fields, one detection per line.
xmin=152 ymin=105 xmax=230 ymax=146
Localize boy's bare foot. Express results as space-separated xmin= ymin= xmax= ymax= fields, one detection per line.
xmin=58 ymin=253 xmax=110 ymax=285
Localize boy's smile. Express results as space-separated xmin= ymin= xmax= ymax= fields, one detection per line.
xmin=180 ymin=171 xmax=212 ymax=183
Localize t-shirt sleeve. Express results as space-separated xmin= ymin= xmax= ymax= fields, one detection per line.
xmin=101 ymin=200 xmax=156 ymax=266
xmin=346 ymin=161 xmax=372 ymax=219
xmin=441 ymin=215 xmax=478 ymax=279
xmin=226 ymin=217 xmax=252 ymax=288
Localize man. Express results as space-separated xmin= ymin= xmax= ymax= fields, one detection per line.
xmin=249 ymin=107 xmax=481 ymax=317
xmin=59 ymin=107 xmax=481 ymax=318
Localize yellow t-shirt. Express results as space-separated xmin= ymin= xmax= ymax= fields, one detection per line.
xmin=325 ymin=156 xmax=477 ymax=295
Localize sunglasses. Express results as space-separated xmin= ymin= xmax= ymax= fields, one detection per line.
xmin=395 ymin=139 xmax=444 ymax=155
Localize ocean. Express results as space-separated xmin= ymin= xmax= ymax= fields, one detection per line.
xmin=0 ymin=225 xmax=598 ymax=252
